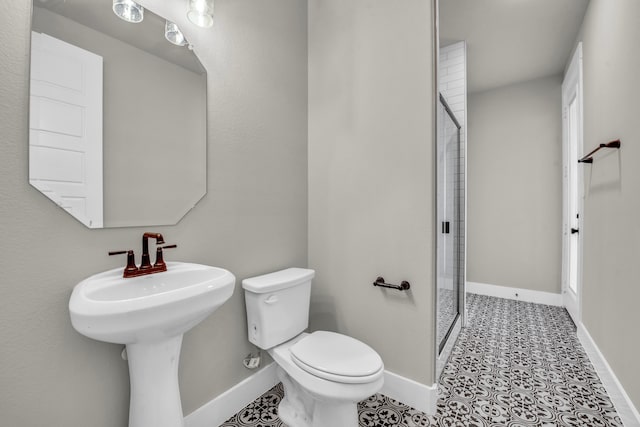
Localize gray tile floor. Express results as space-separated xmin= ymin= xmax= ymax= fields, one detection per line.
xmin=221 ymin=294 xmax=622 ymax=426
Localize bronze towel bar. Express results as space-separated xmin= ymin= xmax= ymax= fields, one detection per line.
xmin=373 ymin=277 xmax=410 ymax=291
xmin=578 ymin=139 xmax=621 ymax=163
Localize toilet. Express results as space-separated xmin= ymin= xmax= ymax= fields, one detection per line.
xmin=242 ymin=268 xmax=384 ymax=427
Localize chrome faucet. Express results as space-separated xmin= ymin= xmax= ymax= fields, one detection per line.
xmin=109 ymin=232 xmax=177 ymax=278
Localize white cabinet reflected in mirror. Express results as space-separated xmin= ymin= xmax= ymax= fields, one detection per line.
xmin=29 ymin=0 xmax=207 ymax=228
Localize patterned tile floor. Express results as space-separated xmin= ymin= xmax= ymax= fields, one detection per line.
xmin=221 ymin=294 xmax=622 ymax=426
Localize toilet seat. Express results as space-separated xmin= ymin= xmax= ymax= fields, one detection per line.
xmin=289 ymin=331 xmax=384 ymax=384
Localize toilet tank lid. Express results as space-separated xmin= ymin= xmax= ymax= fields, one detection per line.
xmin=242 ymin=268 xmax=315 ymax=293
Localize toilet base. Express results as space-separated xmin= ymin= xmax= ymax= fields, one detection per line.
xmin=277 ymin=367 xmax=358 ymax=427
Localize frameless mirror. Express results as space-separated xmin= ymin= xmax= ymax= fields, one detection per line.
xmin=29 ymin=0 xmax=207 ymax=228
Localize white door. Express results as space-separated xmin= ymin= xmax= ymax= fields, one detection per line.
xmin=562 ymin=43 xmax=583 ymax=323
xmin=30 ymin=32 xmax=103 ymax=228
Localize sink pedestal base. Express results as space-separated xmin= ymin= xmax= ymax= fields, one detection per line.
xmin=126 ymin=335 xmax=184 ymax=427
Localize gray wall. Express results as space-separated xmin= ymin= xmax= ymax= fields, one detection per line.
xmin=467 ymin=75 xmax=563 ymax=293
xmin=33 ymin=6 xmax=207 ymax=228
xmin=0 ymin=0 xmax=308 ymax=425
xmin=579 ymin=0 xmax=640 ymax=409
xmin=308 ymin=0 xmax=436 ymax=384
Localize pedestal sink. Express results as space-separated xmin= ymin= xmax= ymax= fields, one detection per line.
xmin=69 ymin=262 xmax=235 ymax=427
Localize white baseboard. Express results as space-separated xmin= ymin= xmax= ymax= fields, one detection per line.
xmin=577 ymin=323 xmax=640 ymax=427
xmin=467 ymin=281 xmax=563 ymax=306
xmin=381 ymin=370 xmax=438 ymax=415
xmin=185 ymin=364 xmax=437 ymax=426
xmin=184 ymin=363 xmax=278 ymax=427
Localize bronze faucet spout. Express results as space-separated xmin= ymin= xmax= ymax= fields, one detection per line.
xmin=141 ymin=232 xmax=165 ymax=270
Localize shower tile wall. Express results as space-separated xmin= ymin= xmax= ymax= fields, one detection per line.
xmin=440 ymin=42 xmax=467 ymax=115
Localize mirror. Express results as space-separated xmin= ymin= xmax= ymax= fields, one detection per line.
xmin=29 ymin=0 xmax=207 ymax=228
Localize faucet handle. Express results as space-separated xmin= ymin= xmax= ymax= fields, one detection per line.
xmin=154 ymin=244 xmax=177 ymax=269
xmin=108 ymin=250 xmax=128 ymax=256
xmin=109 ymin=250 xmax=139 ymax=277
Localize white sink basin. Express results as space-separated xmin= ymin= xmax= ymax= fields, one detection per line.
xmin=69 ymin=261 xmax=235 ymax=427
xmin=70 ymin=262 xmax=235 ymax=344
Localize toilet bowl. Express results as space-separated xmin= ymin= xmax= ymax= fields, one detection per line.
xmin=242 ymin=268 xmax=384 ymax=427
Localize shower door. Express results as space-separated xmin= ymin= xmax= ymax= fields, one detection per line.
xmin=436 ymin=93 xmax=464 ymax=369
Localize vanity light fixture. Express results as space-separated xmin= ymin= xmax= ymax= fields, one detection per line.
xmin=187 ymin=0 xmax=214 ymax=28
xmin=165 ymin=21 xmax=188 ymax=46
xmin=113 ymin=0 xmax=144 ymax=23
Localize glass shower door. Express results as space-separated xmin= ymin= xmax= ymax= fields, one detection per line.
xmin=436 ymin=94 xmax=464 ymax=358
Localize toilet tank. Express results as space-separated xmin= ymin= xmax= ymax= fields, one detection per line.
xmin=242 ymin=268 xmax=315 ymax=349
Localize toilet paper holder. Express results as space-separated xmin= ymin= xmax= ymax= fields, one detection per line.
xmin=372 ymin=276 xmax=410 ymax=291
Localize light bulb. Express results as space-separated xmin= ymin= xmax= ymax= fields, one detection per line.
xmin=165 ymin=21 xmax=188 ymax=46
xmin=187 ymin=0 xmax=214 ymax=28
xmin=112 ymin=0 xmax=144 ymax=23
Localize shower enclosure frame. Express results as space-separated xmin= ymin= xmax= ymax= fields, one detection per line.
xmin=433 ymin=0 xmax=467 ymax=382
xmin=436 ymin=93 xmax=464 ymax=356
xmin=435 ymin=92 xmax=465 ymax=357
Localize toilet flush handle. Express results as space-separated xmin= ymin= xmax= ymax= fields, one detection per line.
xmin=264 ymin=295 xmax=279 ymax=305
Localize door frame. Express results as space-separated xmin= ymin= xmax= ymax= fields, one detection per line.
xmin=433 ymin=0 xmax=466 ymax=381
xmin=561 ymin=42 xmax=584 ymax=324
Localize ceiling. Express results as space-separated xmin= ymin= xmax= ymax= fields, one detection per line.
xmin=33 ymin=0 xmax=205 ymax=74
xmin=440 ymin=0 xmax=590 ymax=93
